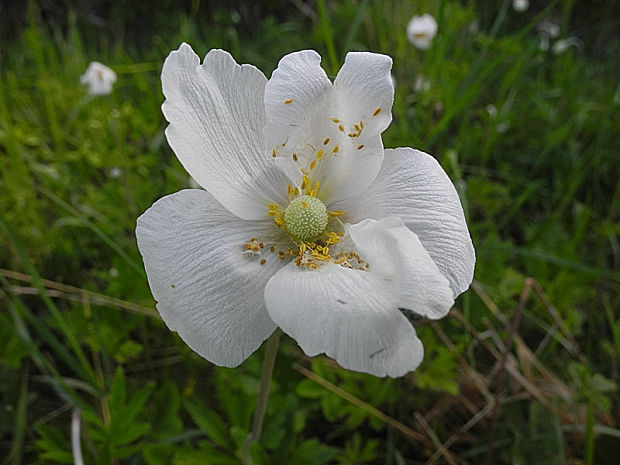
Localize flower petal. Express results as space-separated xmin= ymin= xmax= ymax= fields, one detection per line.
xmin=264 ymin=50 xmax=393 ymax=202
xmin=333 ymin=52 xmax=393 ymax=140
xmin=136 ymin=189 xmax=286 ymax=367
xmin=161 ymin=44 xmax=291 ymax=220
xmin=346 ymin=217 xmax=454 ymax=319
xmin=264 ymin=217 xmax=453 ymax=377
xmin=334 ymin=148 xmax=475 ymax=297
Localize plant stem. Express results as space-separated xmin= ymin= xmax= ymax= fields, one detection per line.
xmin=241 ymin=328 xmax=282 ymax=465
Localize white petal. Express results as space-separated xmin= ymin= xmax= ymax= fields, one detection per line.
xmin=346 ymin=217 xmax=454 ymax=319
xmin=264 ymin=50 xmax=393 ymax=203
xmin=161 ymin=44 xmax=291 ymax=220
xmin=334 ymin=148 xmax=475 ymax=297
xmin=136 ymin=189 xmax=288 ymax=367
xmin=333 ymin=52 xmax=393 ymax=138
xmin=264 ymin=217 xmax=453 ymax=377
xmin=264 ymin=50 xmax=331 ymax=161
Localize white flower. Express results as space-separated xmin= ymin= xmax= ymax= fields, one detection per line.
xmin=496 ymin=122 xmax=509 ymax=133
xmin=552 ymin=37 xmax=581 ymax=55
xmin=414 ymin=75 xmax=431 ymax=93
xmin=538 ymin=21 xmax=560 ymax=39
xmin=80 ymin=62 xmax=117 ymax=96
xmin=537 ymin=21 xmax=560 ymax=51
xmin=136 ymin=44 xmax=475 ymax=378
xmin=512 ymin=0 xmax=529 ymax=12
xmin=109 ymin=167 xmax=122 ymax=179
xmin=407 ymin=14 xmax=438 ymax=50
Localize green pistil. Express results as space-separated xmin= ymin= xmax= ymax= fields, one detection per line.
xmin=283 ymin=195 xmax=328 ymax=242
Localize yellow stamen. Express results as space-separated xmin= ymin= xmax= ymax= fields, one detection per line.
xmin=309 ymin=180 xmax=321 ymax=197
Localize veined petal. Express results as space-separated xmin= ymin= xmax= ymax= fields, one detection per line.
xmin=264 ymin=50 xmax=331 ymax=159
xmin=264 ymin=50 xmax=393 ymax=203
xmin=264 ymin=218 xmax=452 ymax=377
xmin=346 ymin=217 xmax=454 ymax=319
xmin=334 ymin=148 xmax=475 ymax=297
xmin=333 ymin=52 xmax=393 ymax=141
xmin=161 ymin=44 xmax=291 ymax=220
xmin=136 ymin=189 xmax=288 ymax=367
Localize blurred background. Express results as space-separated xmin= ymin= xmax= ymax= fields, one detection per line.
xmin=0 ymin=0 xmax=618 ymax=464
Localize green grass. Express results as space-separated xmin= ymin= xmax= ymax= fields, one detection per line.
xmin=1 ymin=1 xmax=619 ymax=464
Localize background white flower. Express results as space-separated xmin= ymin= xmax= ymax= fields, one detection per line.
xmin=513 ymin=0 xmax=529 ymax=12
xmin=80 ymin=61 xmax=117 ymax=95
xmin=109 ymin=167 xmax=122 ymax=179
xmin=486 ymin=104 xmax=498 ymax=118
xmin=136 ymin=44 xmax=475 ymax=378
xmin=407 ymin=14 xmax=438 ymax=50
xmin=552 ymin=37 xmax=581 ymax=55
xmin=538 ymin=20 xmax=561 ymax=51
xmin=414 ymin=75 xmax=431 ymax=93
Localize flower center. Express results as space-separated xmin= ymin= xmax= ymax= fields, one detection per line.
xmin=283 ymin=195 xmax=328 ymax=242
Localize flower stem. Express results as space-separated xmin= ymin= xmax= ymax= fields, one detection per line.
xmin=241 ymin=328 xmax=282 ymax=465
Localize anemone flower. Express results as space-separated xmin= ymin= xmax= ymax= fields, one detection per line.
xmin=80 ymin=61 xmax=117 ymax=96
xmin=552 ymin=37 xmax=581 ymax=55
xmin=538 ymin=21 xmax=561 ymax=51
xmin=406 ymin=14 xmax=438 ymax=50
xmin=512 ymin=0 xmax=529 ymax=12
xmin=136 ymin=44 xmax=475 ymax=378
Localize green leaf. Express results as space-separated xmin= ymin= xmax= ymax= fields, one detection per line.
xmin=183 ymin=397 xmax=234 ymax=449
xmin=143 ymin=443 xmax=176 ymax=465
xmin=296 ymin=378 xmax=325 ymax=399
xmin=35 ymin=424 xmax=73 ymax=463
xmin=108 ymin=367 xmax=127 ymax=414
xmin=173 ymin=444 xmax=237 ymax=465
xmin=284 ymin=438 xmax=337 ymax=465
xmin=0 ymin=312 xmax=29 ymax=368
xmin=113 ymin=381 xmax=155 ymax=437
xmin=151 ymin=381 xmax=183 ymax=438
xmin=415 ymin=345 xmax=459 ymax=395
xmin=115 ymin=421 xmax=151 ymax=445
